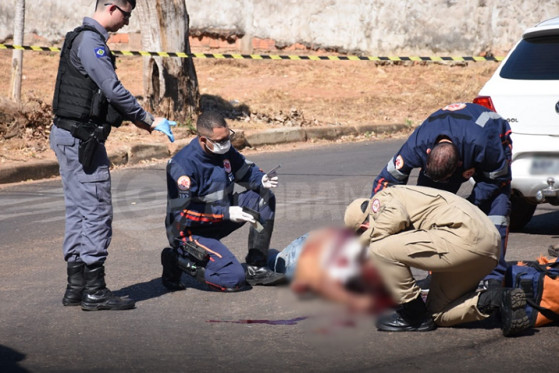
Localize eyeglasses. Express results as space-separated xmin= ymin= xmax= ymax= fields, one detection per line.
xmin=204 ymin=128 xmax=235 ymax=147
xmin=104 ymin=3 xmax=132 ymax=20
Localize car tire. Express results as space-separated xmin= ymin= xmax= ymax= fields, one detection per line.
xmin=509 ymin=194 xmax=537 ymax=231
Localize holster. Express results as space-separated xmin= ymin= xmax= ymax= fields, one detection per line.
xmin=78 ymin=134 xmax=98 ymax=171
xmin=78 ymin=123 xmax=111 ymax=171
xmin=55 ymin=117 xmax=111 ymax=171
xmin=179 ymin=240 xmax=210 ymax=266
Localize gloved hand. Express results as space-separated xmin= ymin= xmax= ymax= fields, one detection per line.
xmin=262 ymin=174 xmax=279 ymax=189
xmin=228 ymin=206 xmax=256 ymax=223
xmin=152 ymin=118 xmax=177 ymax=143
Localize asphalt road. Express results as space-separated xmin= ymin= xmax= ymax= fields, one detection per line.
xmin=1 ymin=139 xmax=558 ymax=372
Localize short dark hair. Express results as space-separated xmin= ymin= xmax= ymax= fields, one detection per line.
xmin=124 ymin=0 xmax=136 ymax=9
xmin=197 ymin=111 xmax=227 ymax=135
xmin=96 ymin=0 xmax=136 ymax=11
xmin=425 ymin=142 xmax=459 ymax=182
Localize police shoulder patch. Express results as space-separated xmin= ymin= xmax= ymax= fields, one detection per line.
xmin=177 ymin=175 xmax=191 ymax=191
xmin=94 ymin=47 xmax=106 ymax=58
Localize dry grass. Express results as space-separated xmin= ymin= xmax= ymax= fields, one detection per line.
xmin=0 ymin=49 xmax=499 ymax=163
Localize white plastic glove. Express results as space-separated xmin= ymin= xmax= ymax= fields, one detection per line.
xmin=262 ymin=174 xmax=279 ymax=189
xmin=228 ymin=206 xmax=256 ymax=223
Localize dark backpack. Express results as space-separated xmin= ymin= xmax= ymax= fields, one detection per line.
xmin=505 ymin=255 xmax=559 ymax=327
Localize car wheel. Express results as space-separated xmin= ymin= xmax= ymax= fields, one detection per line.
xmin=509 ymin=194 xmax=537 ymax=231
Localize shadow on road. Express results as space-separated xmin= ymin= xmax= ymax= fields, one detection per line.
xmin=453 ymin=315 xmax=539 ymax=337
xmin=0 ymin=345 xmax=29 ymax=373
xmin=113 ymin=275 xmax=252 ymax=303
xmin=112 ymin=278 xmax=171 ymax=303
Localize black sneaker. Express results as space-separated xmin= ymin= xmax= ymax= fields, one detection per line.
xmin=500 ymin=288 xmax=530 ymax=337
xmin=245 ymin=265 xmax=287 ymax=286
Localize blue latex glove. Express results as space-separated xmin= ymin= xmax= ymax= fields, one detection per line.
xmin=153 ymin=119 xmax=177 ymax=142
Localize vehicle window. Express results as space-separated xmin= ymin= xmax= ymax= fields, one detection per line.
xmin=500 ymin=35 xmax=559 ymax=80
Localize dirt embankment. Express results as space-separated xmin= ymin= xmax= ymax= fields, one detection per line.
xmin=0 ymin=48 xmax=498 ymax=165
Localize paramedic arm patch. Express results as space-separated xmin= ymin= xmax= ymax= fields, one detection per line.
xmin=177 ymin=175 xmax=191 ymax=191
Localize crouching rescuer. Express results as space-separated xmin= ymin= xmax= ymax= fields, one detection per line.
xmin=162 ymin=111 xmax=286 ymax=292
xmin=344 ymin=186 xmax=531 ymax=336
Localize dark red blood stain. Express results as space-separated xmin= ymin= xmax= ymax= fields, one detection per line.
xmin=207 ymin=316 xmax=309 ymax=325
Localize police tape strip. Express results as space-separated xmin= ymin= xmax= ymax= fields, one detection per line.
xmin=0 ymin=44 xmax=504 ymax=62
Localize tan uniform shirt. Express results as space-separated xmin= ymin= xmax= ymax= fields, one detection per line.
xmin=361 ymin=185 xmax=500 ymax=261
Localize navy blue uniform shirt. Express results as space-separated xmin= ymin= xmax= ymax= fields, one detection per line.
xmin=166 ymin=138 xmax=266 ymax=239
xmin=372 ymin=103 xmax=512 ymax=207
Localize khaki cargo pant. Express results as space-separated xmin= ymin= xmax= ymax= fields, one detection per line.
xmin=369 ymin=229 xmax=499 ymax=327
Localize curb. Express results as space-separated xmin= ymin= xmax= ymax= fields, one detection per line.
xmin=0 ymin=124 xmax=408 ymax=184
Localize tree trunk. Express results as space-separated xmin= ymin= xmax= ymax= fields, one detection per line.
xmin=136 ymin=0 xmax=200 ymax=123
xmin=10 ymin=0 xmax=25 ymax=103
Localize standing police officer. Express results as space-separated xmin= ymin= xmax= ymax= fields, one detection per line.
xmin=371 ymin=103 xmax=512 ymax=287
xmin=50 ymin=0 xmax=176 ymax=311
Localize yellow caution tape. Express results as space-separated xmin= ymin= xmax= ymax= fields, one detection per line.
xmin=0 ymin=44 xmax=504 ymax=62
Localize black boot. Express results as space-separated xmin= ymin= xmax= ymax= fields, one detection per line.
xmin=500 ymin=288 xmax=531 ymax=337
xmin=477 ymin=287 xmax=504 ymax=316
xmin=176 ymin=252 xmax=206 ymax=283
xmin=248 ymin=220 xmax=274 ymax=260
xmin=62 ymin=262 xmax=85 ymax=306
xmin=81 ymin=263 xmax=135 ymax=311
xmin=478 ymin=287 xmax=530 ymax=336
xmin=245 ymin=249 xmax=286 ymax=286
xmin=478 ymin=278 xmax=504 ymax=291
xmin=176 ymin=254 xmax=248 ymax=292
xmin=376 ymin=294 xmax=436 ymax=332
xmin=245 ymin=221 xmax=286 ymax=286
xmin=161 ymin=248 xmax=186 ymax=291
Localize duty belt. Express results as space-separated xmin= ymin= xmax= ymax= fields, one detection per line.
xmin=54 ymin=117 xmax=110 ymax=142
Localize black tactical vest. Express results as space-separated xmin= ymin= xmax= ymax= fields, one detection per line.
xmin=52 ymin=25 xmax=117 ymax=124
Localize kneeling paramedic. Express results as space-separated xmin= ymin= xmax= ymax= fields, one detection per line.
xmin=49 ymin=1 xmax=176 ymax=311
xmin=371 ymin=103 xmax=512 ymax=287
xmin=345 ymin=185 xmax=531 ymax=337
xmin=163 ymin=111 xmax=285 ymax=292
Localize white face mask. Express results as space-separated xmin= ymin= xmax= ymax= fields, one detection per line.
xmin=207 ymin=139 xmax=231 ymax=155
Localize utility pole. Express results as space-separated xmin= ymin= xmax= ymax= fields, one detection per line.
xmin=10 ymin=0 xmax=25 ymax=103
